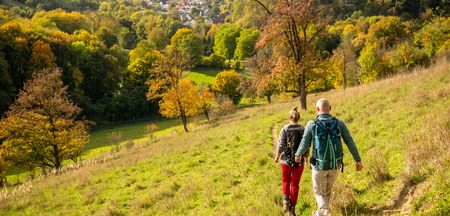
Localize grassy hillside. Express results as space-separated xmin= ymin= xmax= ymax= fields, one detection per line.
xmin=0 ymin=59 xmax=449 ymax=215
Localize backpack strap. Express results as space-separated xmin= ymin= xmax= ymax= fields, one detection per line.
xmin=312 ymin=116 xmax=320 ymax=160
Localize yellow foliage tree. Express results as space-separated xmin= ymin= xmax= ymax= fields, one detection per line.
xmin=0 ymin=68 xmax=90 ymax=173
xmin=28 ymin=40 xmax=56 ymax=72
xmin=212 ymin=70 xmax=242 ymax=104
xmin=159 ymin=79 xmax=200 ymax=132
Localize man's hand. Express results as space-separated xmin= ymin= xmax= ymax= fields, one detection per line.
xmin=356 ymin=161 xmax=363 ymax=171
xmin=303 ymin=155 xmax=309 ymax=164
xmin=294 ymin=156 xmax=302 ymax=163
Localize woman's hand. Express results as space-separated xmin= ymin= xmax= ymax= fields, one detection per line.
xmin=274 ymin=156 xmax=280 ymax=163
xmin=274 ymin=152 xmax=280 ymax=163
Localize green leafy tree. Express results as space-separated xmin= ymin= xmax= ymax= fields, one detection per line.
xmin=125 ymin=50 xmax=161 ymax=90
xmin=169 ymin=28 xmax=204 ymax=66
xmin=358 ymin=45 xmax=379 ymax=83
xmin=235 ymin=28 xmax=260 ymax=60
xmin=414 ymin=17 xmax=450 ymax=57
xmin=212 ymin=70 xmax=242 ymax=105
xmin=0 ymin=68 xmax=90 ymax=172
xmin=213 ymin=23 xmax=241 ymax=60
xmin=96 ymin=27 xmax=118 ymax=49
xmin=147 ymin=27 xmax=170 ymax=51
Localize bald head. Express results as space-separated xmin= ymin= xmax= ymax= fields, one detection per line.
xmin=316 ymin=98 xmax=331 ymax=114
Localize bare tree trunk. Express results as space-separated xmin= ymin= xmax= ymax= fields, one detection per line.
xmin=181 ymin=114 xmax=189 ymax=132
xmin=267 ymin=95 xmax=272 ymax=103
xmin=343 ymin=53 xmax=347 ymax=91
xmin=203 ymin=109 xmax=210 ymax=121
xmin=0 ymin=169 xmax=6 ymax=187
xmin=52 ymin=144 xmax=61 ymax=173
xmin=299 ymin=74 xmax=307 ymax=110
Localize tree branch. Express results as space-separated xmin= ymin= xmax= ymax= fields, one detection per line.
xmin=251 ymin=0 xmax=272 ymax=15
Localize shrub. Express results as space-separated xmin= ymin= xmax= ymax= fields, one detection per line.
xmin=211 ymin=95 xmax=236 ymax=117
xmin=212 ymin=70 xmax=242 ymax=104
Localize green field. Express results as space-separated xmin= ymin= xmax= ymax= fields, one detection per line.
xmin=184 ymin=67 xmax=223 ymax=85
xmin=1 ymin=60 xmax=449 ymax=215
xmin=184 ymin=67 xmax=249 ymax=86
xmin=5 ymin=118 xmax=185 ymax=184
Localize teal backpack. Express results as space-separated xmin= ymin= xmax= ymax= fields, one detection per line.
xmin=311 ymin=116 xmax=344 ymax=171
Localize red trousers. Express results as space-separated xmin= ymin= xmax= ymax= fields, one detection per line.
xmin=281 ymin=163 xmax=304 ymax=205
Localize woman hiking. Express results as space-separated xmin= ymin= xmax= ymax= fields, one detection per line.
xmin=274 ymin=106 xmax=307 ymax=216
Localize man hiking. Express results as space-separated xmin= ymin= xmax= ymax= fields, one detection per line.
xmin=295 ymin=98 xmax=363 ymax=216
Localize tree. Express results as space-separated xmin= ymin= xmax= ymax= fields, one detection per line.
xmin=197 ymin=87 xmax=215 ymax=121
xmin=213 ymin=23 xmax=241 ymax=60
xmin=32 ymin=9 xmax=92 ymax=34
xmin=0 ymin=52 xmax=15 ymax=115
xmin=169 ymin=28 xmax=204 ymax=66
xmin=357 ymin=45 xmax=379 ymax=83
xmin=0 ymin=139 xmax=9 ymax=186
xmin=234 ymin=28 xmax=260 ymax=60
xmin=212 ymin=70 xmax=242 ymax=105
xmin=365 ymin=16 xmax=406 ymax=49
xmin=230 ymin=0 xmax=273 ymax=28
xmin=254 ymin=0 xmax=330 ymax=110
xmin=255 ymin=74 xmax=279 ymax=103
xmin=96 ymin=26 xmax=118 ymax=49
xmin=0 ymin=68 xmax=90 ymax=172
xmin=147 ymin=27 xmax=170 ymax=51
xmin=159 ymin=79 xmax=200 ymax=132
xmin=28 ymin=40 xmax=56 ymax=72
xmin=147 ymin=51 xmax=193 ymax=132
xmin=414 ymin=17 xmax=450 ymax=57
xmin=125 ymin=50 xmax=161 ymax=88
xmin=329 ymin=37 xmax=359 ymax=90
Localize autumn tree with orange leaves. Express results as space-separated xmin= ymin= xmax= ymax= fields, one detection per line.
xmin=253 ymin=0 xmax=330 ymax=110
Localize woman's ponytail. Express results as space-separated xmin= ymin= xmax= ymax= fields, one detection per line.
xmin=289 ymin=106 xmax=300 ymax=122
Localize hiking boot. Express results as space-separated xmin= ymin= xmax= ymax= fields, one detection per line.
xmin=282 ymin=200 xmax=290 ymax=212
xmin=288 ymin=204 xmax=296 ymax=216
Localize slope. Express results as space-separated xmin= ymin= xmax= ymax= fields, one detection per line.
xmin=0 ymin=59 xmax=448 ymax=215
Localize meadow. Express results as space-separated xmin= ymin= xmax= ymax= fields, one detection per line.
xmin=5 ymin=67 xmax=243 ymax=184
xmin=0 ymin=59 xmax=449 ymax=215
xmin=184 ymin=67 xmax=249 ymax=86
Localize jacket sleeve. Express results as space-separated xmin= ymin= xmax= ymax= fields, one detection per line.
xmin=277 ymin=126 xmax=286 ymax=154
xmin=295 ymin=121 xmax=313 ymax=156
xmin=339 ymin=120 xmax=362 ymax=162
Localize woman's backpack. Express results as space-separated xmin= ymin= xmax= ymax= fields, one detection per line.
xmin=284 ymin=126 xmax=304 ymax=167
